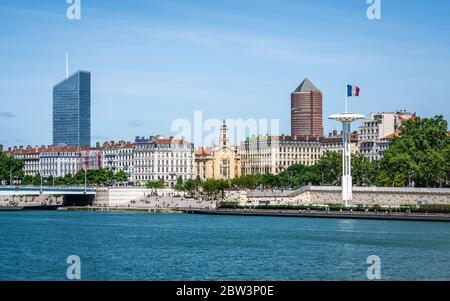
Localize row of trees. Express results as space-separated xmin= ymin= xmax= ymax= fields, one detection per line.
xmin=169 ymin=115 xmax=450 ymax=193
xmin=1 ymin=116 xmax=449 ymax=189
xmin=172 ymin=177 xmax=229 ymax=198
xmin=166 ymin=152 xmax=343 ymax=196
xmin=0 ymin=159 xmax=129 ymax=186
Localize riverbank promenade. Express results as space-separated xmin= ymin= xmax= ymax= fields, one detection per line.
xmin=184 ymin=208 xmax=450 ymax=222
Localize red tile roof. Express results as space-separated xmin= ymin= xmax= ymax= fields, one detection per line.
xmin=8 ymin=147 xmax=42 ymax=155
xmin=155 ymin=138 xmax=191 ymax=145
xmin=195 ymin=147 xmax=212 ymax=157
xmin=40 ymin=146 xmax=82 ymax=153
xmin=8 ymin=146 xmax=91 ymax=155
xmin=383 ymin=132 xmax=400 ymax=140
xmin=102 ymin=142 xmax=134 ymax=150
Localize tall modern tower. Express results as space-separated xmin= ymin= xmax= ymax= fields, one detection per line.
xmin=291 ymin=78 xmax=323 ymax=137
xmin=53 ymin=71 xmax=91 ymax=147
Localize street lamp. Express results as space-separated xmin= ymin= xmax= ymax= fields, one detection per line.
xmin=408 ymin=170 xmax=414 ymax=187
xmin=287 ymin=171 xmax=293 ymax=188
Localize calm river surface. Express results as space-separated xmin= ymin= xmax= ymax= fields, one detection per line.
xmin=0 ymin=211 xmax=449 ymax=280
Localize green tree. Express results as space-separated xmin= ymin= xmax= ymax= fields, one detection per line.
xmin=379 ymin=116 xmax=449 ymax=187
xmin=63 ymin=173 xmax=75 ymax=185
xmin=202 ymin=179 xmax=220 ymax=196
xmin=184 ymin=178 xmax=200 ymax=196
xmin=0 ymin=152 xmax=24 ymax=185
xmin=31 ymin=173 xmax=43 ymax=186
xmin=145 ymin=180 xmax=165 ymax=189
xmin=114 ymin=170 xmax=129 ymax=182
xmin=351 ymin=154 xmax=374 ymax=186
xmin=21 ymin=175 xmax=34 ymax=185
xmin=174 ymin=176 xmax=184 ymax=191
xmin=259 ymin=173 xmax=280 ymax=189
xmin=216 ymin=179 xmax=231 ymax=198
xmin=230 ymin=174 xmax=260 ymax=189
xmin=280 ymin=164 xmax=312 ymax=186
xmin=310 ymin=152 xmax=341 ymax=185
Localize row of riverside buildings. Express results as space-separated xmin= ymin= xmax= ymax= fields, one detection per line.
xmin=6 ymin=136 xmax=195 ymax=186
xmin=3 ymin=74 xmax=416 ymax=186
xmin=5 ymin=110 xmax=413 ymax=186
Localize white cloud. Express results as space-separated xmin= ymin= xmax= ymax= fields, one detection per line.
xmin=0 ymin=111 xmax=16 ymax=118
xmin=127 ymin=119 xmax=146 ymax=128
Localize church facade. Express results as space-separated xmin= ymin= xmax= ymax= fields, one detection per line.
xmin=194 ymin=121 xmax=241 ymax=181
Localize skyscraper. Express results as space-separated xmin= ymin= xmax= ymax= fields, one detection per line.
xmin=53 ymin=71 xmax=91 ymax=147
xmin=291 ymin=78 xmax=323 ymax=137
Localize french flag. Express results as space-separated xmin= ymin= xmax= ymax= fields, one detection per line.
xmin=347 ymin=84 xmax=360 ymax=97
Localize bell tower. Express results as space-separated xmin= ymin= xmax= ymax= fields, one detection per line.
xmin=219 ymin=120 xmax=229 ymax=148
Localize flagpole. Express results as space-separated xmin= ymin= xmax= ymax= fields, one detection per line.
xmin=345 ymin=85 xmax=348 ymax=113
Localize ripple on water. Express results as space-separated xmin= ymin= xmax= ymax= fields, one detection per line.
xmin=0 ymin=211 xmax=449 ymax=280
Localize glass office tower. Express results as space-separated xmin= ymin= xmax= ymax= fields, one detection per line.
xmin=53 ymin=71 xmax=91 ymax=147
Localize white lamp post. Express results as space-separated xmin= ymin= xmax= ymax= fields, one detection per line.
xmin=329 ymin=113 xmax=364 ymax=206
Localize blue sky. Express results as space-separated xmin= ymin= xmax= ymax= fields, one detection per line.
xmin=1 ymin=0 xmax=449 ymax=147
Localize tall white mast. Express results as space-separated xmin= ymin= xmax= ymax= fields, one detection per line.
xmin=329 ymin=114 xmax=364 ymax=206
xmin=65 ymin=52 xmax=69 ymax=79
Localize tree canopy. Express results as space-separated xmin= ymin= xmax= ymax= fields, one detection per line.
xmin=377 ymin=115 xmax=450 ymax=187
xmin=0 ymin=152 xmax=24 ymax=185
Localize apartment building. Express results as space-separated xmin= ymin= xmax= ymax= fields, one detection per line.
xmin=240 ymin=135 xmax=322 ymax=175
xmin=101 ymin=141 xmax=134 ymax=179
xmin=358 ymin=111 xmax=415 ymax=161
xmin=133 ymin=136 xmax=195 ymax=186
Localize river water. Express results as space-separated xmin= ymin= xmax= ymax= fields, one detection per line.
xmin=0 ymin=211 xmax=449 ymax=280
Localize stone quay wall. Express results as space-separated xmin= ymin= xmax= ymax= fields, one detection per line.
xmin=0 ymin=194 xmax=63 ymax=207
xmin=229 ymin=186 xmax=450 ymax=207
xmin=93 ymin=187 xmax=215 ymax=209
xmin=93 ymin=187 xmax=182 ymax=207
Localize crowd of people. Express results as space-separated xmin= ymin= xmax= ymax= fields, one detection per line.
xmin=0 ymin=195 xmax=62 ymax=208
xmin=125 ymin=194 xmax=216 ymax=210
